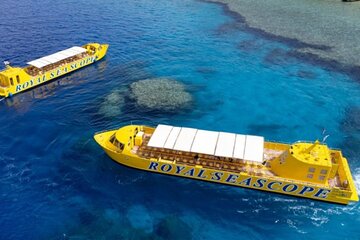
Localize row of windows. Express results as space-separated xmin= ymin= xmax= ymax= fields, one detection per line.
xmin=308 ymin=167 xmax=327 ymax=175
xmin=9 ymin=75 xmax=20 ymax=86
xmin=307 ymin=174 xmax=326 ymax=181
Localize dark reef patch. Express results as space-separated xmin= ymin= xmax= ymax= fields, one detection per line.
xmin=155 ymin=215 xmax=192 ymax=240
xmin=263 ymin=48 xmax=296 ymax=66
xmin=247 ymin=123 xmax=284 ymax=135
xmin=340 ymin=106 xmax=360 ymax=159
xmin=196 ymin=66 xmax=217 ymax=75
xmin=78 ymin=210 xmax=96 ymax=226
xmin=292 ymin=70 xmax=317 ymax=80
xmin=237 ymin=39 xmax=260 ymax=52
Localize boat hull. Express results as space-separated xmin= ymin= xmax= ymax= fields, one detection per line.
xmin=98 ymin=140 xmax=351 ymax=205
xmin=94 ymin=125 xmax=358 ymax=205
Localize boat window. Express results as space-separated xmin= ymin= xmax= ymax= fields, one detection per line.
xmin=307 ymin=174 xmax=313 ymax=179
xmin=16 ymin=75 xmax=20 ymax=84
xmin=319 ymin=175 xmax=325 ymax=181
xmin=308 ymin=167 xmax=315 ymax=173
xmin=320 ymin=169 xmax=327 ymax=175
xmin=9 ymin=77 xmax=14 ymax=86
xmin=109 ymin=133 xmax=125 ymax=151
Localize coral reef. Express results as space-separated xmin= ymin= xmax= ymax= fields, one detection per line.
xmin=129 ymin=78 xmax=192 ymax=111
xmin=98 ymin=89 xmax=126 ymax=118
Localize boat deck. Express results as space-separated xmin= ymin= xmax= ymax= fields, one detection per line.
xmin=132 ymin=134 xmax=278 ymax=177
xmin=131 ymin=134 xmax=343 ymax=188
xmin=25 ymin=52 xmax=90 ymax=76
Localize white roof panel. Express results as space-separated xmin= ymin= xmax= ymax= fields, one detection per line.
xmin=215 ymin=132 xmax=236 ymax=158
xmin=191 ymin=130 xmax=219 ymax=155
xmin=70 ymin=46 xmax=87 ymax=53
xmin=27 ymin=46 xmax=85 ymax=68
xmin=27 ymin=58 xmax=51 ymax=68
xmin=164 ymin=127 xmax=181 ymax=149
xmin=147 ymin=124 xmax=264 ymax=162
xmin=233 ymin=134 xmax=246 ymax=159
xmin=244 ymin=135 xmax=264 ymax=163
xmin=173 ymin=127 xmax=197 ymax=152
xmin=147 ymin=124 xmax=173 ymax=148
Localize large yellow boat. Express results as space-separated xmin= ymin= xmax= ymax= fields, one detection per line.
xmin=94 ymin=124 xmax=359 ymax=204
xmin=0 ymin=43 xmax=108 ymax=98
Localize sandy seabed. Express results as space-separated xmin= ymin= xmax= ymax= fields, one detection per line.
xmin=208 ymin=0 xmax=360 ymax=71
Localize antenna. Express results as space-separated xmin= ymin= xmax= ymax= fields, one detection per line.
xmin=322 ymin=134 xmax=330 ymax=143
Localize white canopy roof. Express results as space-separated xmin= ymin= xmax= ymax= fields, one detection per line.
xmin=215 ymin=132 xmax=236 ymax=158
xmin=173 ymin=127 xmax=197 ymax=152
xmin=191 ymin=130 xmax=219 ymax=155
xmin=164 ymin=127 xmax=181 ymax=149
xmin=27 ymin=46 xmax=86 ymax=68
xmin=147 ymin=124 xmax=265 ymax=163
xmin=147 ymin=124 xmax=172 ymax=148
xmin=244 ymin=135 xmax=264 ymax=162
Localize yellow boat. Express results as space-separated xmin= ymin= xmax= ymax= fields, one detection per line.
xmin=0 ymin=43 xmax=108 ymax=98
xmin=94 ymin=124 xmax=359 ymax=204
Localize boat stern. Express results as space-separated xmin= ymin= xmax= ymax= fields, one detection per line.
xmin=0 ymin=86 xmax=10 ymax=98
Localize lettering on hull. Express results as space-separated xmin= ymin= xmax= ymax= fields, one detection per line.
xmin=147 ymin=161 xmax=331 ymax=199
xmin=15 ymin=57 xmax=96 ymax=93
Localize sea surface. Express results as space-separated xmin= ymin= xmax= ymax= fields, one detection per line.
xmin=0 ymin=0 xmax=360 ymax=239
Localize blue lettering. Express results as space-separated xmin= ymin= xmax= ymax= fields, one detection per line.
xmin=71 ymin=64 xmax=77 ymax=70
xmin=298 ymin=186 xmax=315 ymax=195
xmin=148 ymin=162 xmax=158 ymax=170
xmin=64 ymin=67 xmax=68 ymax=73
xmin=15 ymin=85 xmax=22 ymax=92
xmin=253 ymin=179 xmax=267 ymax=188
xmin=314 ymin=189 xmax=331 ymax=198
xmin=184 ymin=168 xmax=194 ymax=176
xmin=160 ymin=164 xmax=172 ymax=172
xmin=22 ymin=81 xmax=29 ymax=89
xmin=267 ymin=181 xmax=282 ymax=190
xmin=197 ymin=169 xmax=207 ymax=179
xmin=239 ymin=177 xmax=252 ymax=186
xmin=282 ymin=184 xmax=298 ymax=193
xmin=175 ymin=166 xmax=185 ymax=174
xmin=56 ymin=69 xmax=61 ymax=76
xmin=211 ymin=172 xmax=223 ymax=181
xmin=225 ymin=174 xmax=239 ymax=183
xmin=50 ymin=72 xmax=55 ymax=78
xmin=29 ymin=79 xmax=34 ymax=86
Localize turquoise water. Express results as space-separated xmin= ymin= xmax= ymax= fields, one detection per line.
xmin=0 ymin=0 xmax=360 ymax=239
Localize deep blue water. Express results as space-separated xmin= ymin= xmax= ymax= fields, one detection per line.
xmin=0 ymin=0 xmax=360 ymax=239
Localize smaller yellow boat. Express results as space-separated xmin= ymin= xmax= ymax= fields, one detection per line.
xmin=0 ymin=43 xmax=108 ymax=98
xmin=94 ymin=124 xmax=359 ymax=204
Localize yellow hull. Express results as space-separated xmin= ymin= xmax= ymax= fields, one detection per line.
xmin=0 ymin=43 xmax=108 ymax=98
xmin=94 ymin=126 xmax=359 ymax=205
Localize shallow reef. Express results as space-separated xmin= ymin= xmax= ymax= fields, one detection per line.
xmin=208 ymin=0 xmax=360 ymax=80
xmin=98 ymin=89 xmax=127 ymax=118
xmin=129 ymin=78 xmax=192 ymax=112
